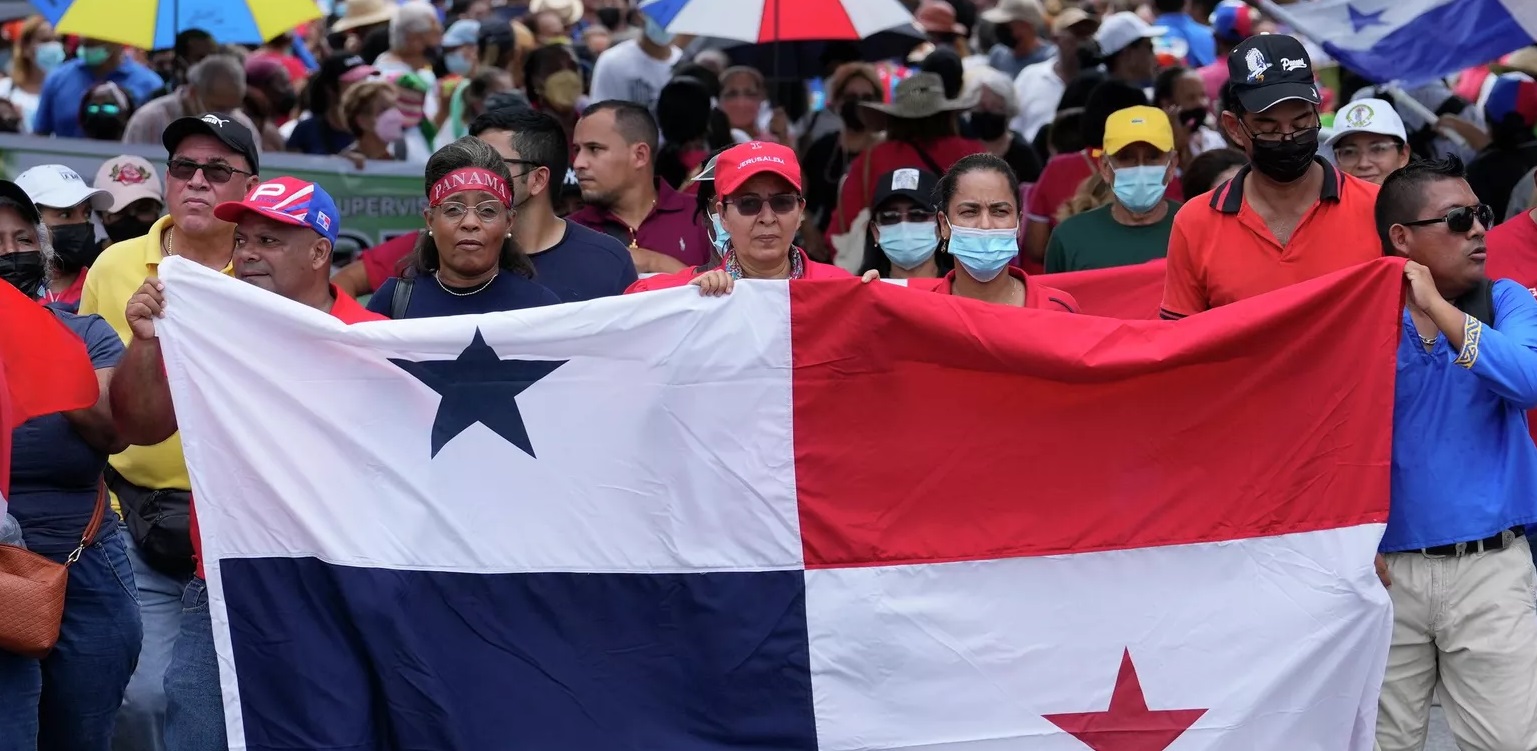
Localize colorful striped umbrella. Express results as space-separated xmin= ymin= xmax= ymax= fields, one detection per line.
xmin=638 ymin=0 xmax=915 ymax=44
xmin=35 ymin=0 xmax=323 ymax=50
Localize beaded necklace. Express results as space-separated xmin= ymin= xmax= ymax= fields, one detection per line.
xmin=722 ymin=249 xmax=805 ymax=281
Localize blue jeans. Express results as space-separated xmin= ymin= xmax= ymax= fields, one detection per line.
xmin=113 ymin=525 xmax=189 ymax=751
xmin=162 ymin=578 xmax=225 ymax=751
xmin=0 ymin=527 xmax=143 ymax=751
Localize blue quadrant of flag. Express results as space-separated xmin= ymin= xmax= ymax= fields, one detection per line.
xmin=220 ymin=558 xmax=819 ymax=750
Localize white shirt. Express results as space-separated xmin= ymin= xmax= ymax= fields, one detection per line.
xmin=1012 ymin=59 xmax=1066 ymax=143
xmin=0 ymin=79 xmax=41 ymax=134
xmin=589 ymin=39 xmax=680 ymax=109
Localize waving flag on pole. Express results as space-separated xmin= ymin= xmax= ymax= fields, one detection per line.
xmin=1257 ymin=0 xmax=1537 ymax=84
xmin=157 ymin=256 xmax=1401 ymax=750
xmin=638 ymin=0 xmax=915 ymax=43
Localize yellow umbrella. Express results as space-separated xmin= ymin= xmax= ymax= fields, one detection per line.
xmin=52 ymin=0 xmax=324 ymax=49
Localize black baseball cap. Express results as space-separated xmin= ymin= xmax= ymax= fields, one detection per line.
xmin=871 ymin=168 xmax=939 ymax=211
xmin=163 ymin=114 xmax=261 ymax=175
xmin=1227 ymin=34 xmax=1322 ymax=113
xmin=0 ymin=179 xmax=39 ymax=225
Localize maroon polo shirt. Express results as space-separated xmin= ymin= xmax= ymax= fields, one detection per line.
xmin=567 ymin=179 xmax=712 ymax=267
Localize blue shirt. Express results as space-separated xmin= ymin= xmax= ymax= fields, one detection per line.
xmin=367 ymin=272 xmax=562 ymax=319
xmin=1154 ymin=13 xmax=1216 ymax=68
xmin=33 ymin=58 xmax=164 ymax=138
xmin=8 ymin=310 xmax=122 ymax=553
xmin=1384 ymin=279 xmax=1537 ymax=552
xmin=286 ymin=115 xmax=355 ymax=156
xmin=531 ymin=221 xmax=638 ymax=302
xmin=986 ymin=43 xmax=1056 ymax=82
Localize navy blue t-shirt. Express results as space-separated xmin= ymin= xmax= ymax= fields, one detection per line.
xmin=530 ymin=220 xmax=638 ymax=302
xmin=9 ymin=310 xmax=122 ymax=553
xmin=286 ymin=115 xmax=355 ymax=156
xmin=367 ymin=272 xmax=562 ymax=319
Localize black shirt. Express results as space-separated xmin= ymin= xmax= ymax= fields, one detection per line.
xmin=1467 ymin=141 xmax=1537 ymax=225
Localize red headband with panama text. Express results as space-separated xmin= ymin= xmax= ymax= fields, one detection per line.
xmin=429 ymin=168 xmax=513 ymax=208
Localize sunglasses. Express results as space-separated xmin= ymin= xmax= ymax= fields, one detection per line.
xmin=85 ymin=103 xmax=121 ymax=117
xmin=874 ymin=208 xmax=935 ymax=226
xmin=166 ymin=158 xmax=252 ymax=184
xmin=1402 ymin=203 xmax=1493 ymax=234
xmin=725 ymin=193 xmax=801 ymax=217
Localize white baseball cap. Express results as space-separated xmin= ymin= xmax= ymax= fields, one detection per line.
xmin=15 ymin=164 xmax=112 ymax=211
xmin=93 ymin=155 xmax=165 ymax=214
xmin=1325 ymin=98 xmax=1408 ymax=147
xmin=1095 ymin=12 xmax=1166 ymax=57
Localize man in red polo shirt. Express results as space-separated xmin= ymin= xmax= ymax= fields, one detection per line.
xmin=1160 ymin=34 xmax=1380 ymax=319
xmin=109 ymin=177 xmax=383 ymax=751
xmin=568 ymin=100 xmax=713 ymax=273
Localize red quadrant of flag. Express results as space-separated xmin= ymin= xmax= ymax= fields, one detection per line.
xmin=789 ymin=258 xmax=1403 ymax=568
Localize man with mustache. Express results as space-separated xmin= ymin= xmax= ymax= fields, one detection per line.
xmin=1374 ymin=156 xmax=1537 ymax=751
xmin=78 ymin=112 xmax=260 ymax=751
xmin=110 ymin=176 xmax=382 ymax=751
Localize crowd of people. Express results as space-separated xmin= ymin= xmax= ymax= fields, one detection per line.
xmin=2 ymin=0 xmax=1537 ymax=749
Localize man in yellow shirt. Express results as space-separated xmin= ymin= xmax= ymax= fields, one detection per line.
xmin=80 ymin=113 xmax=258 ymax=751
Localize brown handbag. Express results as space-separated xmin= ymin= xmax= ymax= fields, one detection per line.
xmin=0 ymin=483 xmax=107 ymax=659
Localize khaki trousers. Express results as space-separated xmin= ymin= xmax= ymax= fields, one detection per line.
xmin=1375 ymin=536 xmax=1537 ymax=751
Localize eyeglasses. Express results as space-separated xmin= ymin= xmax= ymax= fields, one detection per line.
xmin=725 ymin=193 xmax=801 ymax=217
xmin=503 ymin=158 xmax=542 ymax=180
xmin=436 ymin=200 xmax=506 ymax=223
xmin=1333 ymin=141 xmax=1402 ymax=163
xmin=1402 ymin=204 xmax=1494 ymax=234
xmin=166 ymin=158 xmax=252 ymax=184
xmin=85 ymin=103 xmax=121 ymax=117
xmin=874 ymin=208 xmax=935 ymax=226
xmin=1243 ymin=123 xmax=1321 ymax=144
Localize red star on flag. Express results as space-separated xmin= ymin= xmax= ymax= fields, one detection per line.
xmin=1043 ymin=649 xmax=1207 ymax=751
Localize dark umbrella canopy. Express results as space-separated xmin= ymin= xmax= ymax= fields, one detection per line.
xmin=686 ymin=24 xmax=926 ymax=81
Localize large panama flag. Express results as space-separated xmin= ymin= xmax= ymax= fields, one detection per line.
xmin=156 ymin=256 xmax=1402 ymax=750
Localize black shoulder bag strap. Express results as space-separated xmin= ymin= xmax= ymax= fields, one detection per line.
xmin=903 ymin=140 xmax=947 ymax=177
xmin=390 ymin=277 xmax=415 ymax=320
xmin=1454 ymin=278 xmax=1497 ymax=327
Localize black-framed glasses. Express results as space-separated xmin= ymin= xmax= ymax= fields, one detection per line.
xmin=1242 ymin=123 xmax=1321 ymax=144
xmin=503 ymin=158 xmax=542 ymax=179
xmin=166 ymin=158 xmax=252 ymax=184
xmin=1402 ymin=204 xmax=1493 ymax=234
xmin=725 ymin=193 xmax=801 ymax=217
xmin=85 ymin=103 xmax=121 ymax=117
xmin=874 ymin=207 xmax=935 ymax=226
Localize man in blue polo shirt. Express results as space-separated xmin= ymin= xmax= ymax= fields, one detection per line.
xmin=1374 ymin=157 xmax=1537 ymax=751
xmin=1152 ymin=0 xmax=1215 ymax=68
xmin=34 ymin=39 xmax=163 ymax=137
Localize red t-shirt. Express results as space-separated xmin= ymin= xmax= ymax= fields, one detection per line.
xmin=360 ymin=232 xmax=424 ymax=291
xmin=625 ymin=249 xmax=851 ymax=293
xmin=190 ymin=286 xmax=385 ymax=579
xmin=830 ymin=136 xmax=987 ymax=238
xmin=41 ymin=269 xmax=87 ymax=309
xmin=906 ymin=267 xmax=1079 ymax=312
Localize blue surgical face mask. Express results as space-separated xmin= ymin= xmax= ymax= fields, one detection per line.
xmin=878 ymin=221 xmax=939 ymax=269
xmin=709 ymin=211 xmax=730 ymax=254
xmin=946 ymin=223 xmax=1018 ymax=282
xmin=1111 ymin=164 xmax=1168 ymax=214
xmin=77 ymin=44 xmax=110 ymax=67
xmin=34 ymin=41 xmax=64 ymax=73
xmin=643 ymin=15 xmax=675 ymax=46
xmin=445 ymin=50 xmax=473 ymax=76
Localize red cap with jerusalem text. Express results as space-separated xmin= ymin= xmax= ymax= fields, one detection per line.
xmin=714 ymin=141 xmax=802 ymax=196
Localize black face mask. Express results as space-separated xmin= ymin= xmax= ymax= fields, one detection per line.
xmin=970 ymin=111 xmax=1009 ymax=141
xmin=0 ymin=117 xmax=19 ymax=133
xmin=83 ymin=115 xmax=125 ymax=141
xmin=1179 ymin=107 xmax=1208 ymax=133
xmin=839 ymin=98 xmax=867 ymax=133
xmin=105 ymin=216 xmax=155 ymax=244
xmin=993 ymin=22 xmax=1018 ymax=49
xmin=272 ymin=89 xmax=299 ymax=116
xmin=597 ymin=7 xmax=622 ymax=28
xmin=1074 ymin=44 xmax=1100 ymax=69
xmin=1249 ymin=127 xmax=1320 ymax=183
xmin=51 ymin=223 xmax=101 ymax=271
xmin=0 ymin=251 xmax=45 ymax=296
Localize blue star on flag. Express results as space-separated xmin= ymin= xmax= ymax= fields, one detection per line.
xmin=1347 ymin=5 xmax=1387 ymax=32
xmin=391 ymin=329 xmax=568 ymax=458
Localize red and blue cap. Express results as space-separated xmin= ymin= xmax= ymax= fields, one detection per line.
xmin=1484 ymin=74 xmax=1537 ymax=129
xmin=214 ymin=177 xmax=340 ymax=246
xmin=1209 ymin=0 xmax=1258 ymax=44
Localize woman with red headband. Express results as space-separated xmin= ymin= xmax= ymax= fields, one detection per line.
xmin=627 ymin=142 xmax=876 ymax=295
xmin=368 ymin=137 xmax=560 ymax=318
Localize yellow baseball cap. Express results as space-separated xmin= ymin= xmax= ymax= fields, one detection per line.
xmin=1102 ymin=106 xmax=1175 ymax=156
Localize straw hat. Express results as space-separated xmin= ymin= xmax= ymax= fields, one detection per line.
xmin=530 ymin=0 xmax=585 ymax=27
xmin=860 ymin=72 xmax=978 ymax=126
xmin=332 ymin=0 xmax=399 ymax=34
